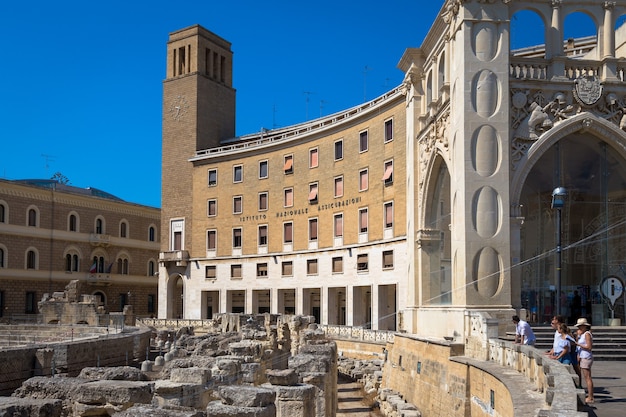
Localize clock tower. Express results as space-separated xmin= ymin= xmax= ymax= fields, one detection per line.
xmin=161 ymin=25 xmax=235 ymax=260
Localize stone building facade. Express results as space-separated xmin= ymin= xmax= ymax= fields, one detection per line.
xmin=160 ymin=0 xmax=626 ymax=339
xmin=0 ymin=179 xmax=160 ymax=320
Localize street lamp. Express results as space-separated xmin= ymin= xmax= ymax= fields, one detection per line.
xmin=551 ymin=187 xmax=567 ymax=317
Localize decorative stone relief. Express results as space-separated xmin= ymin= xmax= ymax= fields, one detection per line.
xmin=418 ymin=109 xmax=450 ymax=197
xmin=510 ymin=87 xmax=626 ymax=171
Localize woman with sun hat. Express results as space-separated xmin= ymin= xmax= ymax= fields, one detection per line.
xmin=573 ymin=317 xmax=594 ymax=404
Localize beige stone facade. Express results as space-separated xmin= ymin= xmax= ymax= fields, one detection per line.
xmin=0 ymin=179 xmax=160 ymax=320
xmin=160 ymin=1 xmax=626 ymax=339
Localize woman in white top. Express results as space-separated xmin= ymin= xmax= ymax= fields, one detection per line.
xmin=574 ymin=318 xmax=594 ymax=404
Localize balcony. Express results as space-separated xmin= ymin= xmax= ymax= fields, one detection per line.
xmin=89 ymin=233 xmax=111 ymax=247
xmin=160 ymin=250 xmax=190 ymax=267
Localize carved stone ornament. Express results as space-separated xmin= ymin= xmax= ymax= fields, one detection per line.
xmin=574 ymin=75 xmax=603 ymax=106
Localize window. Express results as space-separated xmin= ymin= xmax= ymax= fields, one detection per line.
xmin=91 ymin=256 xmax=105 ymax=273
xmin=332 ymin=257 xmax=343 ymax=273
xmin=359 ymin=130 xmax=368 ymax=152
xmin=233 ymin=165 xmax=243 ymax=183
xmin=384 ymin=202 xmax=394 ymax=228
xmin=307 ymin=259 xmax=318 ymax=275
xmin=283 ymin=222 xmax=293 ymax=243
xmin=207 ymin=230 xmax=217 ymax=250
xmin=309 ymin=218 xmax=318 ymax=241
xmin=96 ymin=218 xmax=104 ymax=234
xmin=0 ymin=203 xmax=5 ymax=223
xmin=28 ymin=208 xmax=37 ymax=227
xmin=231 ymin=264 xmax=242 ymax=279
xmin=357 ymin=254 xmax=369 ymax=271
xmin=65 ymin=254 xmax=79 ymax=272
xmin=171 ymin=219 xmax=184 ymax=251
xmin=258 ymin=192 xmax=268 ymax=211
xmin=148 ymin=294 xmax=156 ymax=313
xmin=149 ymin=226 xmax=156 ymax=242
xmin=148 ymin=260 xmax=156 ymax=277
xmin=334 ymin=140 xmax=343 ymax=160
xmin=233 ymin=196 xmax=243 ymax=214
xmin=334 ymin=214 xmax=343 ymax=237
xmin=334 ymin=176 xmax=343 ymax=198
xmin=117 ymin=258 xmax=129 ymax=275
xmin=282 ymin=261 xmax=293 ymax=276
xmin=25 ymin=291 xmax=36 ymax=314
xmin=69 ymin=214 xmax=78 ymax=232
xmin=26 ymin=250 xmax=36 ymax=269
xmin=385 ymin=119 xmax=394 ymax=142
xmin=383 ymin=250 xmax=394 ymax=269
xmin=258 ymin=225 xmax=268 ymax=246
xmin=208 ymin=199 xmax=217 ymax=216
xmin=359 ymin=208 xmax=368 ymax=233
xmin=120 ymin=221 xmax=128 ymax=238
xmin=359 ymin=169 xmax=369 ymax=191
xmin=284 ymin=188 xmax=294 ymax=207
xmin=308 ymin=183 xmax=318 ymax=204
xmin=205 ymin=265 xmax=216 ymax=279
xmin=208 ymin=169 xmax=218 ymax=186
xmin=0 ymin=248 xmax=4 ymax=268
xmin=309 ymin=148 xmax=318 ymax=168
xmin=257 ymin=263 xmax=268 ymax=277
xmin=233 ymin=228 xmax=242 ymax=248
xmin=284 ymin=155 xmax=293 ymax=174
xmin=383 ymin=160 xmax=394 ymax=185
xmin=259 ymin=160 xmax=268 ymax=179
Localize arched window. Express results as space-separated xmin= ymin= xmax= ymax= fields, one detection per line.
xmin=0 ymin=248 xmax=4 ymax=268
xmin=0 ymin=203 xmax=5 ymax=223
xmin=117 ymin=257 xmax=129 ymax=275
xmin=26 ymin=250 xmax=36 ymax=269
xmin=65 ymin=253 xmax=79 ymax=272
xmin=69 ymin=214 xmax=78 ymax=232
xmin=149 ymin=226 xmax=156 ymax=242
xmin=28 ymin=208 xmax=37 ymax=227
xmin=148 ymin=260 xmax=155 ymax=277
xmin=91 ymin=256 xmax=106 ymax=273
xmin=120 ymin=221 xmax=128 ymax=238
xmin=95 ymin=218 xmax=104 ymax=234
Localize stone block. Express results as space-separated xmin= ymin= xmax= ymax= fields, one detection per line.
xmin=78 ymin=366 xmax=149 ymax=381
xmin=116 ymin=404 xmax=205 ymax=416
xmin=170 ymin=367 xmax=212 ymax=385
xmin=0 ymin=397 xmax=63 ymax=417
xmin=74 ymin=380 xmax=154 ymax=405
xmin=218 ymin=385 xmax=276 ymax=407
xmin=153 ymin=380 xmax=211 ymax=409
xmin=12 ymin=376 xmax=87 ymax=400
xmin=206 ymin=400 xmax=276 ymax=417
xmin=266 ymin=369 xmax=298 ymax=386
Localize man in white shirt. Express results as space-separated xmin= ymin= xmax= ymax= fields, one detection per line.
xmin=513 ymin=315 xmax=536 ymax=345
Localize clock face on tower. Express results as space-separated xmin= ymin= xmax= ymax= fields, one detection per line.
xmin=168 ymin=95 xmax=189 ymax=121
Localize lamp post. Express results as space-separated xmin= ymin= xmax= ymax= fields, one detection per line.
xmin=551 ymin=187 xmax=567 ymax=317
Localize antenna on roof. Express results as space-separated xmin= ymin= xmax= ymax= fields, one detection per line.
xmin=363 ymin=66 xmax=372 ymax=101
xmin=41 ymin=154 xmax=56 ymax=176
xmin=303 ymin=91 xmax=315 ymax=121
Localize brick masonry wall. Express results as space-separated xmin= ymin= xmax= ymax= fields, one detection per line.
xmin=0 ymin=180 xmax=160 ymax=318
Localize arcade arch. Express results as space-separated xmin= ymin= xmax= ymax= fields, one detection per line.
xmin=512 ymin=115 xmax=626 ymax=323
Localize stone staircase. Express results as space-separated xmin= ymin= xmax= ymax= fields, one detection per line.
xmin=531 ymin=325 xmax=626 ymax=361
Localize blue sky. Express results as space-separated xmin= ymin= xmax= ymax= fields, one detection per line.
xmin=0 ymin=1 xmax=598 ymax=208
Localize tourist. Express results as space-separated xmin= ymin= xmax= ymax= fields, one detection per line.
xmin=552 ymin=323 xmax=573 ymax=364
xmin=545 ymin=315 xmax=565 ymax=356
xmin=573 ymin=318 xmax=594 ymax=404
xmin=512 ymin=315 xmax=536 ymax=345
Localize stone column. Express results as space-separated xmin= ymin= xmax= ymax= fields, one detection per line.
xmin=603 ymin=2 xmax=616 ymax=59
